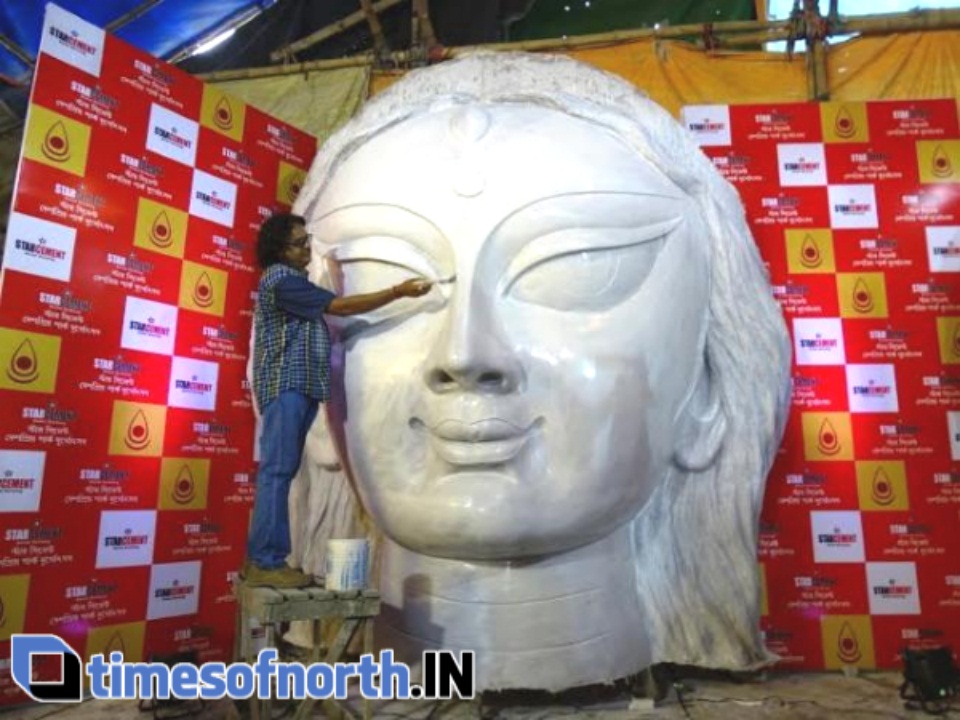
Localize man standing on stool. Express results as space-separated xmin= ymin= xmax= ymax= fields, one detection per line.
xmin=244 ymin=212 xmax=431 ymax=588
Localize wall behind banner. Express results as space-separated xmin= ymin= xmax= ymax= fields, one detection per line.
xmin=683 ymin=99 xmax=959 ymax=671
xmin=0 ymin=4 xmax=315 ymax=706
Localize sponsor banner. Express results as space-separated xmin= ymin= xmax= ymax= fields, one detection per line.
xmin=841 ymin=317 xmax=938 ymax=365
xmin=791 ymin=365 xmax=849 ymax=412
xmin=183 ymin=214 xmax=257 ymax=275
xmin=86 ymin=137 xmax=194 ymax=209
xmin=174 ymin=308 xmax=250 ymax=365
xmin=95 ymin=509 xmax=157 ymax=568
xmin=852 ymin=412 xmax=949 ymax=462
xmin=30 ymin=53 xmax=129 ymax=139
xmin=13 ymin=157 xmax=130 ymax=238
xmin=100 ymin=33 xmax=203 ymax=118
xmin=0 ymin=450 xmax=45 ymax=513
xmin=39 ymin=4 xmax=105 ymax=78
xmin=873 ymin=614 xmax=959 ymax=669
xmin=54 ymin=452 xmax=161 ymax=510
xmin=761 ymin=613 xmax=823 ymax=669
xmin=811 ymin=510 xmax=866 ymax=563
xmin=867 ymin=99 xmax=959 ymax=140
xmin=701 ymin=144 xmax=779 ymax=187
xmin=926 ymin=225 xmax=960 ymax=273
xmin=153 ymin=510 xmax=236 ymax=564
xmin=0 ymin=391 xmax=97 ymax=454
xmin=820 ymin=614 xmax=877 ymax=669
xmin=730 ymin=102 xmax=824 ymax=144
xmin=2 ymin=211 xmax=77 ymax=284
xmin=766 ymin=455 xmax=859 ymax=510
xmin=0 ymin=6 xmax=318 ymax=704
xmin=0 ymin=575 xmax=31 ymax=641
xmin=766 ymin=560 xmax=869 ymax=619
xmin=162 ymin=407 xmax=252 ymax=461
xmin=167 ymin=356 xmax=220 ymax=412
xmin=744 ymin=186 xmax=830 ymax=229
xmin=195 ymin=126 xmax=267 ymax=192
xmin=28 ymin=566 xmax=150 ymax=638
xmin=245 ymin=105 xmax=321 ymax=168
xmin=820 ymin=102 xmax=870 ymax=144
xmin=831 ymin=226 xmax=928 ymax=276
xmin=771 ymin=273 xmax=841 ymax=318
xmin=189 ymin=169 xmax=237 ymax=228
xmin=146 ymin=560 xmax=202 ymax=620
xmin=0 ymin=512 xmax=85 ymax=573
xmin=824 ymin=141 xmax=917 ymax=185
xmin=862 ymin=508 xmax=953 ymax=564
xmin=77 ymin=240 xmax=183 ymax=306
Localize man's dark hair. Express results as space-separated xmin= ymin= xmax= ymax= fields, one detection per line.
xmin=257 ymin=212 xmax=305 ymax=269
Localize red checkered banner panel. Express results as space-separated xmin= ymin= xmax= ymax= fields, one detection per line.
xmin=0 ymin=4 xmax=315 ymax=705
xmin=683 ymin=100 xmax=959 ymax=671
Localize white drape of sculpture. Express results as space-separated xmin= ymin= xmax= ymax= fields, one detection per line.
xmin=293 ymin=52 xmax=792 ymax=692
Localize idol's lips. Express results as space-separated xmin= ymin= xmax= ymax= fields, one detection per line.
xmin=410 ymin=417 xmax=543 ymax=466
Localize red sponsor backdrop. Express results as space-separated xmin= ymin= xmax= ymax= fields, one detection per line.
xmin=0 ymin=5 xmax=315 ymax=704
xmin=685 ymin=99 xmax=960 ymax=671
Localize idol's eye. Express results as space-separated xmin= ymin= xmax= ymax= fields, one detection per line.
xmin=323 ymin=237 xmax=441 ymax=295
xmin=502 ymin=219 xmax=677 ymax=311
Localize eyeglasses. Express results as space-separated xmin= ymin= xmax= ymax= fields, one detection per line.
xmin=288 ymin=234 xmax=312 ymax=248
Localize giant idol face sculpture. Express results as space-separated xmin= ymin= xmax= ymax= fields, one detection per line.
xmin=295 ymin=53 xmax=792 ymax=691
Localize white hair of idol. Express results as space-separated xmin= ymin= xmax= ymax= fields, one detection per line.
xmin=296 ymin=51 xmax=791 ymax=669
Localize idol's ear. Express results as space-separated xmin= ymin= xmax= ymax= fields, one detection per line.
xmin=672 ymin=356 xmax=727 ymax=472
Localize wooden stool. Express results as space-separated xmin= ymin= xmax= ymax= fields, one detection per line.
xmin=234 ymin=582 xmax=381 ymax=720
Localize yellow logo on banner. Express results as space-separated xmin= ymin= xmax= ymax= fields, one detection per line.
xmin=0 ymin=327 xmax=61 ymax=394
xmin=109 ymin=400 xmax=167 ymax=457
xmin=837 ymin=273 xmax=888 ymax=319
xmin=786 ymin=228 xmax=835 ymax=274
xmin=802 ymin=412 xmax=854 ymax=461
xmin=23 ymin=103 xmax=92 ymax=177
xmin=277 ymin=161 xmax=307 ymax=206
xmin=0 ymin=574 xmax=30 ymax=642
xmin=200 ymin=85 xmax=246 ymax=142
xmin=134 ymin=197 xmax=188 ymax=259
xmin=821 ymin=615 xmax=875 ymax=670
xmin=917 ymin=140 xmax=959 ymax=184
xmin=820 ymin=102 xmax=869 ymax=143
xmin=159 ymin=457 xmax=211 ymax=510
xmin=179 ymin=260 xmax=228 ymax=317
xmin=856 ymin=460 xmax=909 ymax=511
xmin=937 ymin=317 xmax=960 ymax=364
xmin=85 ymin=621 xmax=145 ymax=665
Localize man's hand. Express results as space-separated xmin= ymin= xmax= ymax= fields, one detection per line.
xmin=394 ymin=278 xmax=432 ymax=298
xmin=327 ymin=277 xmax=433 ymax=316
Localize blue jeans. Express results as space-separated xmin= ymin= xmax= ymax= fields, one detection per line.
xmin=247 ymin=391 xmax=319 ymax=569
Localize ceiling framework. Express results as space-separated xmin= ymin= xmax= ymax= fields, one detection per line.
xmin=269 ymin=0 xmax=408 ymax=62
xmin=198 ymin=3 xmax=960 ymax=102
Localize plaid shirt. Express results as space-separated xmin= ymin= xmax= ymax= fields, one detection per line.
xmin=253 ymin=264 xmax=335 ymax=411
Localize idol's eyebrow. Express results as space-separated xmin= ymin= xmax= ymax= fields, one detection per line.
xmin=311 ymin=203 xmax=451 ymax=272
xmin=480 ymin=192 xmax=687 ymax=282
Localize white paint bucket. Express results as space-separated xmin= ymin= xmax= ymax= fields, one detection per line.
xmin=325 ymin=539 xmax=369 ymax=591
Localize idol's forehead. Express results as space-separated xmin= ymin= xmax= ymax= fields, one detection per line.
xmin=311 ymin=103 xmax=684 ymax=231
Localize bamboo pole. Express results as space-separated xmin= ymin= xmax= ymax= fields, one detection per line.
xmin=270 ymin=0 xmax=407 ymax=62
xmin=0 ymin=32 xmax=34 ymax=68
xmin=412 ymin=0 xmax=438 ymax=49
xmin=804 ymin=0 xmax=830 ymax=100
xmin=359 ymin=0 xmax=389 ymax=54
xmin=198 ymin=7 xmax=960 ymax=83
xmin=105 ymin=0 xmax=164 ymax=32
